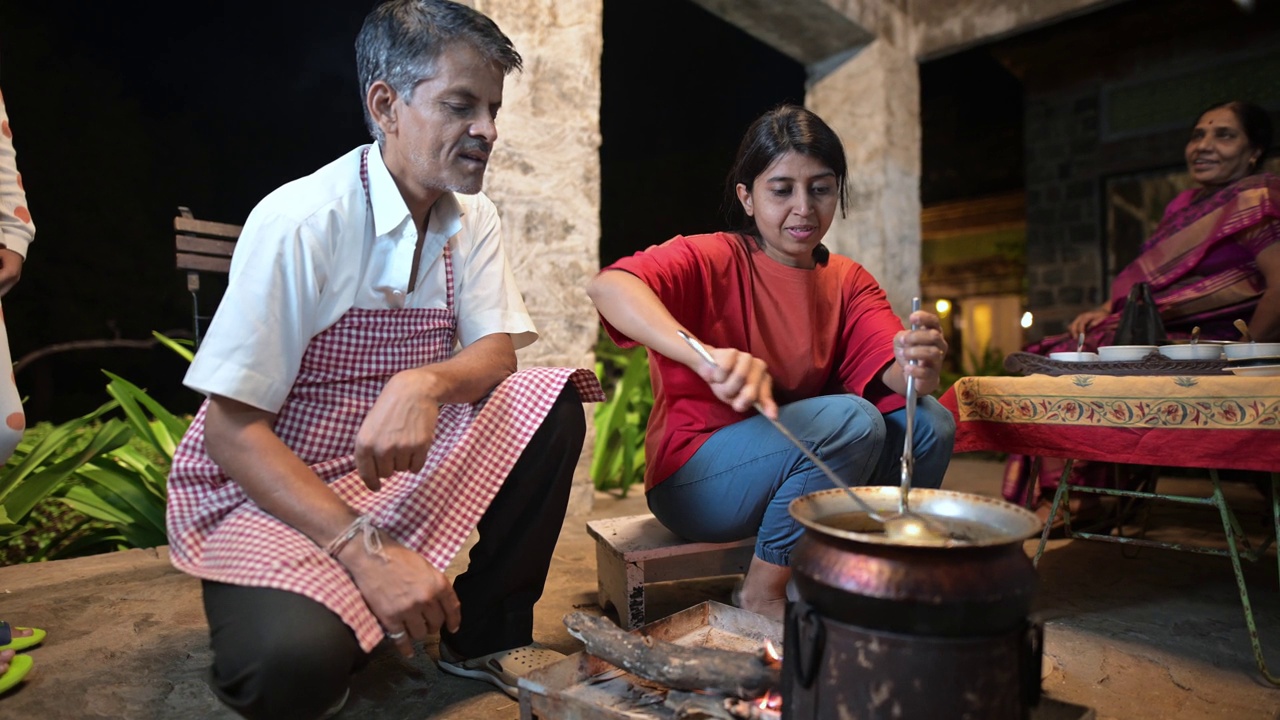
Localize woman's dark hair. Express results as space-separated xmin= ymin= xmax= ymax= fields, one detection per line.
xmin=723 ymin=105 xmax=849 ymax=265
xmin=1198 ymin=100 xmax=1273 ymax=167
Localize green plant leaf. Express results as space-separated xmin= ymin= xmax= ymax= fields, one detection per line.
xmin=103 ymin=372 xmax=192 ymax=457
xmin=71 ymin=462 xmax=167 ymax=536
xmin=0 ymin=505 xmax=24 ymax=540
xmin=590 ymin=341 xmax=653 ymax=493
xmin=105 ymin=448 xmax=169 ymax=500
xmin=2 ymin=420 xmax=133 ymax=522
xmin=0 ymin=401 xmax=120 ymax=501
xmin=41 ymin=526 xmax=128 ymax=561
xmin=59 ymin=488 xmax=136 ymax=525
xmin=153 ymin=331 xmax=196 ymax=362
xmin=104 ymin=371 xmax=192 ymax=445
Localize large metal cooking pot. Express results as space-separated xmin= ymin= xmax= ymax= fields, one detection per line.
xmin=788 ymin=487 xmax=1043 ymax=636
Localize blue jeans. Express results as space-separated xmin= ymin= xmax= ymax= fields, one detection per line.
xmin=647 ymin=395 xmax=955 ymax=566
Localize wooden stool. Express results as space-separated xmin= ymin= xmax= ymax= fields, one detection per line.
xmin=586 ymin=514 xmax=755 ymax=629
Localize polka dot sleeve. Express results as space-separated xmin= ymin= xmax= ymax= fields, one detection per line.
xmin=0 ymin=86 xmax=34 ymax=258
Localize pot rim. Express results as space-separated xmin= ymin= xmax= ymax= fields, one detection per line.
xmin=789 ymin=487 xmax=1044 ymax=549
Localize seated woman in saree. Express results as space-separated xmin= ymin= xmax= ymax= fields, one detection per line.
xmin=588 ymin=105 xmax=955 ymax=623
xmin=1006 ymin=100 xmax=1280 ymax=515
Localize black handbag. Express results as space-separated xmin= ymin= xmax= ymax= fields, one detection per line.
xmin=1112 ymin=282 xmax=1167 ymax=346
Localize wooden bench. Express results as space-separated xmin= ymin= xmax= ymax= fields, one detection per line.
xmin=586 ymin=514 xmax=755 ymax=629
xmin=174 ymin=207 xmax=242 ymax=346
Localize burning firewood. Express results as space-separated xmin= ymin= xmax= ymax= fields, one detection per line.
xmin=724 ymin=696 xmax=782 ymax=720
xmin=564 ymin=611 xmax=780 ymax=700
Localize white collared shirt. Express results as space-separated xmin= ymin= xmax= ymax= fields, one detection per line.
xmin=184 ymin=143 xmax=538 ymax=412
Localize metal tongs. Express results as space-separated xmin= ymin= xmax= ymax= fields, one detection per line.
xmin=899 ymin=297 xmax=920 ymax=514
xmin=677 ymin=329 xmax=947 ymax=544
xmin=891 ymin=297 xmax=953 ymax=540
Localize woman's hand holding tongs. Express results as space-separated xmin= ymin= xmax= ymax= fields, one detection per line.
xmin=890 ymin=310 xmax=948 ymax=397
xmin=685 ymin=341 xmax=779 ymax=419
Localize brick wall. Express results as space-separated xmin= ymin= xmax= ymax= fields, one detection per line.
xmin=1023 ymin=90 xmax=1107 ymax=339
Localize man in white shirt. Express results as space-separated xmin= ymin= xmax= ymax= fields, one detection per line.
xmin=165 ymin=2 xmax=602 ymax=718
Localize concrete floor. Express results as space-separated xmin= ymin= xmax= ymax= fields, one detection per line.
xmin=0 ymin=457 xmax=1277 ymax=719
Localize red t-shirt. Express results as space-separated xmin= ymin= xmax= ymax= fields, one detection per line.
xmin=601 ymin=232 xmax=906 ymax=491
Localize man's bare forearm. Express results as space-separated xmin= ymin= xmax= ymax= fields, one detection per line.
xmin=204 ymin=395 xmax=359 ymax=548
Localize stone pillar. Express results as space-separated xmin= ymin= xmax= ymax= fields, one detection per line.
xmin=473 ymin=0 xmax=604 ymax=514
xmin=807 ymin=39 xmax=922 ymax=316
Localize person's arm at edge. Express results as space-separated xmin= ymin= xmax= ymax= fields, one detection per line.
xmin=204 ymin=396 xmax=361 ymax=551
xmin=588 ymin=269 xmax=709 ymax=371
xmin=0 ymin=88 xmax=31 ymax=297
xmin=1249 ymin=243 xmax=1280 ymax=342
xmin=587 ymin=268 xmax=776 ymax=416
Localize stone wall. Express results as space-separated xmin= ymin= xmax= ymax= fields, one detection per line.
xmin=912 ymin=0 xmax=1119 ymax=59
xmin=472 ymin=0 xmax=603 ymax=513
xmin=1022 ymin=90 xmax=1105 ymax=338
xmin=809 ymin=39 xmax=922 ymax=316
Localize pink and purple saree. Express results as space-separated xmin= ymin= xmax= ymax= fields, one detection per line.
xmin=1029 ymin=172 xmax=1280 ymax=355
xmin=1007 ymin=171 xmax=1280 ymax=506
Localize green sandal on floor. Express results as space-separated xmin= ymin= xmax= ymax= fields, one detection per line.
xmin=0 ymin=622 xmax=45 ymax=652
xmin=0 ymin=654 xmax=33 ymax=694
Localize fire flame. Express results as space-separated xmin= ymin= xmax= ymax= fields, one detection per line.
xmin=756 ymin=690 xmax=783 ymax=711
xmin=763 ymin=639 xmax=783 ymax=667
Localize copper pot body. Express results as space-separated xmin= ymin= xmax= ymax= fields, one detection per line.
xmin=788 ymin=487 xmax=1042 ymax=635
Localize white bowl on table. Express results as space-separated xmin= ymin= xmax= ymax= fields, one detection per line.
xmin=1098 ymin=345 xmax=1158 ymax=362
xmin=1158 ymin=344 xmax=1223 ymax=361
xmin=1049 ymin=351 xmax=1100 ymax=363
xmin=1222 ymin=342 xmax=1280 ymax=361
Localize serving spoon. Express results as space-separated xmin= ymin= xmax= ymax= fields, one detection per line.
xmin=1234 ymin=319 xmax=1253 ymax=343
xmin=676 ymin=330 xmax=951 ymax=544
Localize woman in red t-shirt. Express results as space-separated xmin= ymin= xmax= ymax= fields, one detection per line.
xmin=589 ymin=105 xmax=954 ymax=622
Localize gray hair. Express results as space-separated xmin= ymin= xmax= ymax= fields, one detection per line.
xmin=355 ymin=0 xmax=523 ymax=143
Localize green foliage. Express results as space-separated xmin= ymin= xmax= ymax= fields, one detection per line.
xmin=0 ymin=333 xmax=193 ymax=563
xmin=965 ymin=344 xmax=1010 ymax=377
xmin=937 ymin=344 xmax=1011 ymax=397
xmin=591 ymin=335 xmax=654 ymax=498
xmin=54 ymin=372 xmax=188 ymax=554
xmin=152 ymin=330 xmax=195 ymax=363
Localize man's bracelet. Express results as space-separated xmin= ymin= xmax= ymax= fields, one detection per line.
xmin=324 ymin=515 xmax=385 ymax=560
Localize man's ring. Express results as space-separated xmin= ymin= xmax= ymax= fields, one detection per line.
xmin=386 ymin=630 xmax=407 ymax=640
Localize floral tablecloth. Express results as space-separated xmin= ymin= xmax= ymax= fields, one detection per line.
xmin=939 ymin=374 xmax=1280 ymax=472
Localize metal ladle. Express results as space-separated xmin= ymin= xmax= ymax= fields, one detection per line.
xmin=676 ymin=330 xmax=950 ymax=544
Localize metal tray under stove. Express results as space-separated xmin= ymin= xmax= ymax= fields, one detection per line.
xmin=1005 ymin=350 xmax=1227 ymax=377
xmin=516 ymin=600 xmax=1095 ymax=720
xmin=518 ymin=601 xmax=781 ymax=720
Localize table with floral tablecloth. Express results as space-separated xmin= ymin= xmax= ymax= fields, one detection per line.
xmin=939 ymin=374 xmax=1280 ymax=472
xmin=939 ymin=372 xmax=1280 ymax=684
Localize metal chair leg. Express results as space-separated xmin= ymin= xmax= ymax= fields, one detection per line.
xmin=1212 ymin=469 xmax=1280 ymax=686
xmin=1033 ymin=459 xmax=1074 ymax=567
xmin=187 ymin=270 xmax=203 ymax=348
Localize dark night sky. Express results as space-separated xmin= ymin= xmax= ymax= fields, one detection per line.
xmin=0 ymin=2 xmax=381 ymax=420
xmin=0 ymin=1 xmax=809 ymax=422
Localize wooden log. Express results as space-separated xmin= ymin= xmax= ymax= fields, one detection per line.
xmin=563 ymin=611 xmax=779 ymax=700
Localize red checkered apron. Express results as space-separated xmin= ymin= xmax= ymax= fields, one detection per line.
xmin=167 ymin=148 xmax=604 ymax=652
